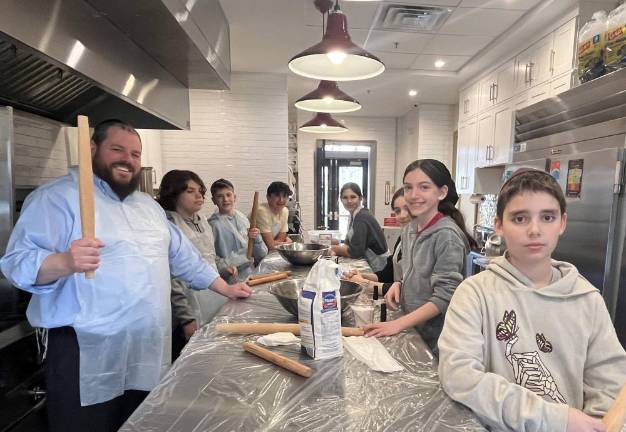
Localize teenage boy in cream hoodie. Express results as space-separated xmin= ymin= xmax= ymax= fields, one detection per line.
xmin=438 ymin=170 xmax=626 ymax=432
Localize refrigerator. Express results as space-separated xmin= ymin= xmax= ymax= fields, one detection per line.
xmin=511 ymin=68 xmax=626 ymax=346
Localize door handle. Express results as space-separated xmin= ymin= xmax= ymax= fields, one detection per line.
xmin=488 ymin=84 xmax=493 ymax=102
xmin=528 ymin=62 xmax=534 ymax=83
xmin=384 ymin=181 xmax=391 ymax=205
xmin=493 ymin=83 xmax=498 ymax=101
xmin=524 ymin=63 xmax=529 ymax=84
xmin=550 ymin=50 xmax=555 ymax=74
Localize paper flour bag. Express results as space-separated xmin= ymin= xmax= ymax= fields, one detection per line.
xmin=298 ymin=258 xmax=343 ymax=359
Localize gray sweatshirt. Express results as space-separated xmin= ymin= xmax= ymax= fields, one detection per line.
xmin=400 ymin=216 xmax=469 ymax=351
xmin=438 ymin=256 xmax=626 ymax=432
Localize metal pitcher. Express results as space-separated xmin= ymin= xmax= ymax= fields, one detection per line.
xmin=483 ymin=234 xmax=506 ymax=256
xmin=139 ymin=167 xmax=156 ymax=196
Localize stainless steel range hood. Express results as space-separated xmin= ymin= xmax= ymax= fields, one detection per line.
xmin=0 ymin=0 xmax=231 ymax=129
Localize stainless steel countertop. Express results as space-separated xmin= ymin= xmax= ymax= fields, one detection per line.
xmin=120 ymin=252 xmax=486 ymax=431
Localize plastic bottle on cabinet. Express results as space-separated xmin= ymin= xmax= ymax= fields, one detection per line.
xmin=577 ymin=10 xmax=608 ymax=83
xmin=605 ymin=2 xmax=626 ymax=73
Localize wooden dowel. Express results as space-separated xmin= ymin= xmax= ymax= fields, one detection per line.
xmin=247 ymin=191 xmax=259 ymax=259
xmin=242 ymin=342 xmax=312 ymax=378
xmin=77 ymin=115 xmax=95 ymax=279
xmin=216 ymin=322 xmax=364 ymax=337
xmin=248 ymin=271 xmax=292 ymax=281
xmin=247 ymin=273 xmax=289 ymax=286
xmin=603 ymin=383 xmax=626 ymax=432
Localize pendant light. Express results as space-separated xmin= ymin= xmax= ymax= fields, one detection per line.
xmin=299 ymin=112 xmax=348 ymax=133
xmin=295 ymin=80 xmax=361 ymax=113
xmin=288 ymin=1 xmax=385 ymax=81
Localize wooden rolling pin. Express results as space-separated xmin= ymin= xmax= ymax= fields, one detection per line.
xmin=247 ymin=191 xmax=259 ymax=259
xmin=242 ymin=342 xmax=312 ymax=378
xmin=248 ymin=271 xmax=292 ymax=281
xmin=247 ymin=272 xmax=289 ymax=286
xmin=77 ymin=115 xmax=95 ymax=279
xmin=216 ymin=322 xmax=364 ymax=337
xmin=603 ymin=383 xmax=626 ymax=432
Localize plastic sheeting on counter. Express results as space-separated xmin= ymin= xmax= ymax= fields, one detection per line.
xmin=120 ymin=253 xmax=486 ymax=432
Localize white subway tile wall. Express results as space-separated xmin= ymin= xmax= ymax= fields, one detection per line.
xmin=160 ymin=73 xmax=289 ymax=214
xmin=297 ymin=113 xmax=397 ymax=230
xmin=13 ymin=111 xmax=70 ymax=187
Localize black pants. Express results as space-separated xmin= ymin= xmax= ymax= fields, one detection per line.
xmin=45 ymin=327 xmax=148 ymax=432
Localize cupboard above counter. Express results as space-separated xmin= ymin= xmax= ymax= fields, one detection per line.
xmin=456 ymin=17 xmax=578 ymax=193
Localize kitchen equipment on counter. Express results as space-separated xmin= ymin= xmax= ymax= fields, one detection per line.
xmin=242 ymin=342 xmax=312 ymax=378
xmin=215 ymin=323 xmax=364 ymax=336
xmin=473 ymin=224 xmax=495 ymax=250
xmin=276 ymin=243 xmax=330 ymax=266
xmin=269 ymin=278 xmax=362 ymax=317
xmin=484 ymin=234 xmax=506 ymax=257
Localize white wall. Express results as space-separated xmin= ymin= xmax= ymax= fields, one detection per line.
xmin=13 ymin=111 xmax=70 ymax=187
xmin=395 ymin=104 xmax=455 ymax=186
xmin=160 ymin=73 xmax=289 ymax=213
xmin=297 ymin=113 xmax=397 ymax=230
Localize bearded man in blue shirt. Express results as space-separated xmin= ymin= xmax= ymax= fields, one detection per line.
xmin=0 ymin=119 xmax=252 ymax=432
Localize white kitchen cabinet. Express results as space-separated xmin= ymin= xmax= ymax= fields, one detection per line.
xmin=552 ymin=19 xmax=576 ymax=77
xmin=530 ymin=33 xmax=554 ymax=86
xmin=458 ymin=83 xmax=479 ymax=122
xmin=476 ymin=110 xmax=494 ymax=167
xmin=528 ymin=81 xmax=551 ymax=105
xmin=550 ymin=72 xmax=572 ymax=96
xmin=456 ymin=119 xmax=478 ymax=193
xmin=492 ymin=101 xmax=515 ymax=165
xmin=515 ymin=47 xmax=533 ymax=94
xmin=494 ymin=59 xmax=516 ymax=104
xmin=478 ymin=73 xmax=497 ymax=112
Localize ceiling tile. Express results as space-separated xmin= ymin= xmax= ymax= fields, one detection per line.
xmin=362 ymin=30 xmax=433 ymax=54
xmin=438 ymin=7 xmax=525 ymax=35
xmin=303 ymin=2 xmax=381 ymax=29
xmin=382 ymin=0 xmax=462 ymax=6
xmin=371 ymin=51 xmax=418 ymax=69
xmin=459 ymin=0 xmax=542 ymax=10
xmin=422 ymin=34 xmax=493 ymax=56
xmin=410 ymin=54 xmax=471 ymax=71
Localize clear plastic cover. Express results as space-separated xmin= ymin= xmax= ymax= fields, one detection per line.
xmin=120 ymin=253 xmax=486 ymax=431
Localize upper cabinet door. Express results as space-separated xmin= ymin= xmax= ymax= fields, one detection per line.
xmin=492 ymin=101 xmax=515 ymax=165
xmin=494 ymin=59 xmax=516 ymax=104
xmin=515 ymin=47 xmax=533 ymax=94
xmin=476 ymin=110 xmax=495 ymax=167
xmin=478 ymin=73 xmax=497 ymax=113
xmin=530 ymin=33 xmax=554 ymax=86
xmin=552 ymin=19 xmax=576 ymax=77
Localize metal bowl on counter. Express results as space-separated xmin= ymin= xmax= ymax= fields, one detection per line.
xmin=269 ymin=278 xmax=363 ymax=317
xmin=276 ymin=242 xmax=330 ymax=266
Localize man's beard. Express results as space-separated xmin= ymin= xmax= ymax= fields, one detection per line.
xmin=92 ymin=157 xmax=140 ymax=200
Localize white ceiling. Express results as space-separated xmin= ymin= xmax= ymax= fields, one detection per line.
xmin=218 ymin=0 xmax=571 ymax=118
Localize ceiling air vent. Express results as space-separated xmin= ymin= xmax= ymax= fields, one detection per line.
xmin=376 ymin=4 xmax=451 ymax=32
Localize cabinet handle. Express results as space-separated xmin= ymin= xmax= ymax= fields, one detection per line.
xmin=485 ymin=145 xmax=489 ymax=162
xmin=465 ymin=99 xmax=469 ymax=114
xmin=528 ymin=62 xmax=534 ymax=83
xmin=493 ymin=83 xmax=498 ymax=101
xmin=524 ymin=64 xmax=529 ymax=84
xmin=490 ymin=145 xmax=495 ymax=161
xmin=550 ymin=50 xmax=555 ymax=75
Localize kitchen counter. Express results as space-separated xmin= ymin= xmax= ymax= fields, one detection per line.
xmin=119 ymin=252 xmax=486 ymax=432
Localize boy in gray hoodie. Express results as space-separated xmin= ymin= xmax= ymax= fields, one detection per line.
xmin=438 ymin=170 xmax=626 ymax=432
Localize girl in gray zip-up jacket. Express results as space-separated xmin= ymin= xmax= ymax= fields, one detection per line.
xmin=363 ymin=159 xmax=476 ymax=354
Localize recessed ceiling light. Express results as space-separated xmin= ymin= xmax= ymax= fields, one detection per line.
xmin=434 ymin=59 xmax=446 ymax=68
xmin=408 ymin=89 xmax=418 ymax=97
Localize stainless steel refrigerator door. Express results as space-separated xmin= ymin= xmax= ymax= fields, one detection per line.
xmin=507 ymin=137 xmax=623 ymax=291
xmin=0 ymin=106 xmax=14 ymax=258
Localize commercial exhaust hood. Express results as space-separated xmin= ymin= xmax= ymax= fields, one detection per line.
xmin=0 ymin=0 xmax=231 ymax=129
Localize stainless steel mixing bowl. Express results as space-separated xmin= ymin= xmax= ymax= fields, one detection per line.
xmin=269 ymin=278 xmax=363 ymax=317
xmin=275 ymin=243 xmax=330 ymax=266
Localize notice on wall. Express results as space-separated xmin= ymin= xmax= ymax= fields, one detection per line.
xmin=550 ymin=160 xmax=561 ymax=180
xmin=566 ymin=159 xmax=584 ymax=198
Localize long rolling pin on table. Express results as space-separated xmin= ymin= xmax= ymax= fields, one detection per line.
xmin=216 ymin=323 xmax=364 ymax=337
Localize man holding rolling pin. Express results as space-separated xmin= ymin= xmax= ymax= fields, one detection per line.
xmin=0 ymin=119 xmax=252 ymax=432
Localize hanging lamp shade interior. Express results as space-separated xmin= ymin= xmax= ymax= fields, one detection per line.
xmin=299 ymin=112 xmax=348 ymax=133
xmin=295 ymin=80 xmax=361 ymax=113
xmin=288 ymin=8 xmax=385 ymax=81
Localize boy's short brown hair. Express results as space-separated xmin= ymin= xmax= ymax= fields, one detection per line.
xmin=497 ymin=169 xmax=566 ymax=219
xmin=210 ymin=178 xmax=235 ymax=196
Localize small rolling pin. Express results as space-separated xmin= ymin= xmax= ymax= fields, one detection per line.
xmin=216 ymin=322 xmax=364 ymax=337
xmin=248 ymin=271 xmax=292 ymax=281
xmin=247 ymin=192 xmax=259 ymax=259
xmin=603 ymin=383 xmax=626 ymax=432
xmin=247 ymin=272 xmax=290 ymax=286
xmin=77 ymin=115 xmax=95 ymax=279
xmin=242 ymin=342 xmax=312 ymax=378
